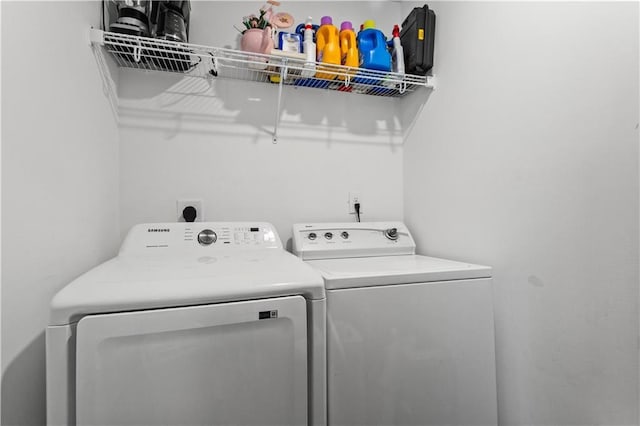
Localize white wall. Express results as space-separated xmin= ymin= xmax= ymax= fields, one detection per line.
xmin=403 ymin=2 xmax=639 ymax=425
xmin=1 ymin=2 xmax=120 ymax=425
xmin=118 ymin=1 xmax=409 ymax=245
xmin=2 ymin=1 xmax=637 ymax=425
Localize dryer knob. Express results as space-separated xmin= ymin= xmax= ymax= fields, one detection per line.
xmin=198 ymin=229 xmax=217 ymax=245
xmin=384 ymin=228 xmax=399 ymax=241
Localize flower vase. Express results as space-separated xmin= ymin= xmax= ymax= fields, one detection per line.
xmin=240 ymin=28 xmax=273 ymax=70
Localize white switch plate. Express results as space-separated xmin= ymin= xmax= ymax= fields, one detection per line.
xmin=348 ymin=192 xmax=361 ymax=214
xmin=177 ymin=199 xmax=204 ymax=222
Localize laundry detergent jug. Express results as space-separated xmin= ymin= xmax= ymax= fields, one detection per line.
xmin=356 ymin=20 xmax=391 ymax=71
xmin=339 ymin=21 xmax=359 ymax=80
xmin=315 ymin=16 xmax=340 ymax=79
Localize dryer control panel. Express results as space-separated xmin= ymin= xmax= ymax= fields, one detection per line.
xmin=292 ymin=222 xmax=416 ymax=260
xmin=119 ymin=222 xmax=282 ymax=255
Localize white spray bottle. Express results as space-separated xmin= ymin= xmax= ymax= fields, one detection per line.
xmin=390 ymin=24 xmax=405 ymax=75
xmin=301 ymin=16 xmax=316 ymax=78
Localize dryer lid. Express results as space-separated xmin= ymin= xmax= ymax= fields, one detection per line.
xmin=306 ymin=255 xmax=491 ymax=290
xmin=49 ymin=222 xmax=325 ymax=326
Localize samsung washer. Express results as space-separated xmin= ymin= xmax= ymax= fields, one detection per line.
xmin=293 ymin=222 xmax=498 ymax=426
xmin=47 ymin=222 xmax=326 ymax=426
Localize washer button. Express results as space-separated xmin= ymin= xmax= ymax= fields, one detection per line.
xmin=384 ymin=228 xmax=399 ymax=241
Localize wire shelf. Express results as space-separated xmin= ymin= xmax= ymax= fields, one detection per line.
xmin=91 ymin=29 xmax=434 ymax=98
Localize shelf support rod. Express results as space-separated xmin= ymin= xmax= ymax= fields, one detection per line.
xmin=273 ymin=62 xmax=287 ymax=143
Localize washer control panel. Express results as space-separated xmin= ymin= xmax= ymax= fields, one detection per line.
xmin=292 ymin=222 xmax=416 ymax=260
xmin=119 ymin=222 xmax=282 ymax=255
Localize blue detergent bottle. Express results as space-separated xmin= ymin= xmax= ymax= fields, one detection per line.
xmin=357 ymin=20 xmax=391 ymax=71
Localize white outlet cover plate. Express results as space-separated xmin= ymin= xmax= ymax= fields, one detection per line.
xmin=348 ymin=192 xmax=361 ymax=214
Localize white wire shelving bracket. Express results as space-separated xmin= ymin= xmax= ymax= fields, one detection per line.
xmin=89 ymin=28 xmax=435 ymax=143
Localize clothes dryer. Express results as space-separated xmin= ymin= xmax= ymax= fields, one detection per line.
xmin=293 ymin=222 xmax=497 ymax=426
xmin=47 ymin=222 xmax=326 ymax=426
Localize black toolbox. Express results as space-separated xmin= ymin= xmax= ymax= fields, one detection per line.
xmin=400 ymin=4 xmax=436 ymax=75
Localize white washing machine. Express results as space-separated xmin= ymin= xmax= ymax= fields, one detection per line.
xmin=46 ymin=222 xmax=326 ymax=426
xmin=292 ymin=222 xmax=498 ymax=426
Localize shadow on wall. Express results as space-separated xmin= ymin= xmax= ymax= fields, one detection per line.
xmin=113 ymin=69 xmax=430 ymax=146
xmin=2 ymin=333 xmax=46 ymax=426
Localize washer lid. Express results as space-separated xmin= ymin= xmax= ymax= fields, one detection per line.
xmin=306 ymin=255 xmax=491 ymax=290
xmin=49 ymin=250 xmax=325 ymax=326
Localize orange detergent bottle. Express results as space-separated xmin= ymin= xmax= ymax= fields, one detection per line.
xmin=338 ymin=21 xmax=359 ymax=80
xmin=315 ymin=16 xmax=341 ymax=80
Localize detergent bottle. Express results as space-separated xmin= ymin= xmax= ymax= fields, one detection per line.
xmin=301 ymin=16 xmax=316 ymax=78
xmin=339 ymin=21 xmax=359 ymax=80
xmin=315 ymin=16 xmax=340 ymax=79
xmin=356 ymin=20 xmax=391 ymax=71
xmin=389 ymin=24 xmax=405 ymax=74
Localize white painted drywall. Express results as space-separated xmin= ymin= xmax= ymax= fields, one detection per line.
xmin=402 ymin=2 xmax=639 ymax=424
xmin=117 ymin=1 xmax=408 ymax=245
xmin=2 ymin=1 xmax=638 ymax=425
xmin=1 ymin=2 xmax=120 ymax=424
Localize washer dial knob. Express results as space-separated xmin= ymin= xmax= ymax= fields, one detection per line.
xmin=341 ymin=231 xmax=349 ymax=239
xmin=198 ymin=229 xmax=217 ymax=245
xmin=324 ymin=232 xmax=333 ymax=240
xmin=384 ymin=228 xmax=399 ymax=241
xmin=308 ymin=232 xmax=317 ymax=240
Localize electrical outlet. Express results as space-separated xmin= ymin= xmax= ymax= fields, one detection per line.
xmin=177 ymin=199 xmax=204 ymax=222
xmin=348 ymin=192 xmax=362 ymax=214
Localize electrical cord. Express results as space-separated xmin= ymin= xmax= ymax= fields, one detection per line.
xmin=354 ymin=202 xmax=361 ymax=222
